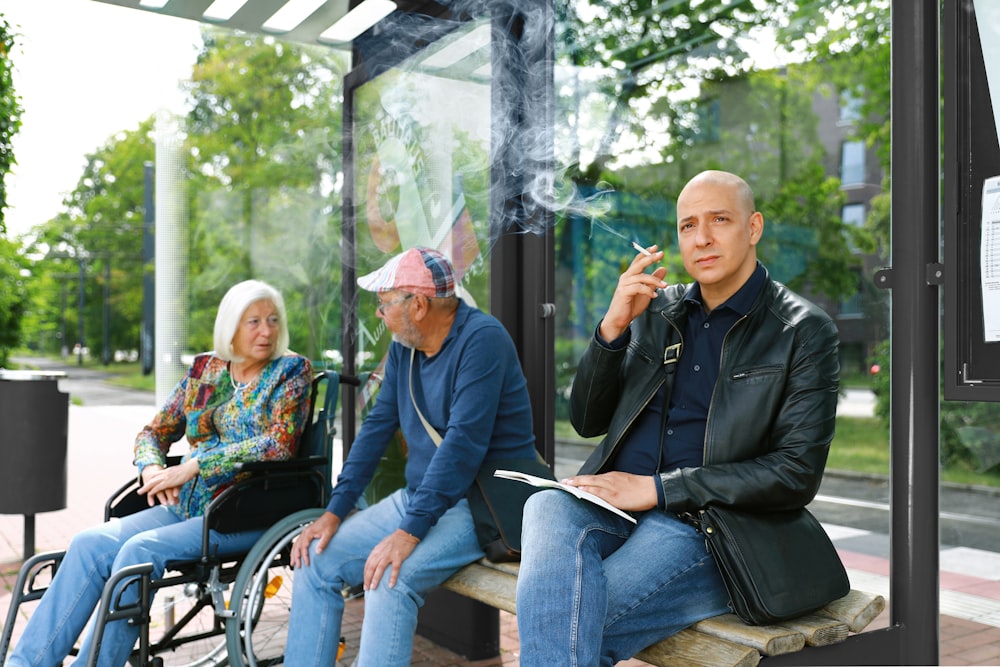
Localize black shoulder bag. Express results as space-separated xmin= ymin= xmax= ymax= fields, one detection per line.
xmin=688 ymin=505 xmax=850 ymax=625
xmin=408 ymin=348 xmax=554 ymax=562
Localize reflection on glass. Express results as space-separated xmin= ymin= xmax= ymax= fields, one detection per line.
xmin=352 ymin=17 xmax=493 ymax=380
xmin=550 ymin=1 xmax=889 ymax=444
xmin=348 ymin=17 xmax=494 ymax=503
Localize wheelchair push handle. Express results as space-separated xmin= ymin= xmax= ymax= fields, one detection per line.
xmin=337 ymin=372 xmax=361 ymax=386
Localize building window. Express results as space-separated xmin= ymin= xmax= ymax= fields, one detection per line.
xmin=679 ymin=98 xmax=721 ymax=145
xmin=842 ymin=203 xmax=866 ymax=228
xmin=695 ymin=99 xmax=720 ymax=144
xmin=842 ymin=202 xmax=865 ymax=251
xmin=839 ymin=89 xmax=863 ymax=124
xmin=841 ymin=141 xmax=866 ymax=186
xmin=840 ymin=270 xmax=864 ymax=318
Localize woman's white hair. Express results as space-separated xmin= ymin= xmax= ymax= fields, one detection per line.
xmin=213 ymin=280 xmax=289 ymax=362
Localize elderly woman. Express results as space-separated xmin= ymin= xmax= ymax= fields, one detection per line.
xmin=7 ymin=280 xmax=313 ymax=667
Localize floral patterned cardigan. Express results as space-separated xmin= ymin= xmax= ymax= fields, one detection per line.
xmin=133 ymin=352 xmax=313 ymax=520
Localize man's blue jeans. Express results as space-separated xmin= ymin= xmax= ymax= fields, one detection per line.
xmin=7 ymin=506 xmax=263 ymax=667
xmin=285 ymin=488 xmax=484 ymax=666
xmin=515 ymin=489 xmax=732 ymax=667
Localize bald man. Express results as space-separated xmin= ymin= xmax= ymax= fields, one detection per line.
xmin=516 ymin=171 xmax=841 ymax=666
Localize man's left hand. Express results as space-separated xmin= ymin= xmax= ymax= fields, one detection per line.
xmin=364 ymin=529 xmax=420 ymax=591
xmin=562 ymin=471 xmax=658 ymax=511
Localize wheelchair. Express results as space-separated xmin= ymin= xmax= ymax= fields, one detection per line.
xmin=0 ymin=369 xmax=358 ymax=667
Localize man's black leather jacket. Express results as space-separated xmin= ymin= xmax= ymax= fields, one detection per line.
xmin=571 ymin=272 xmax=840 ymax=513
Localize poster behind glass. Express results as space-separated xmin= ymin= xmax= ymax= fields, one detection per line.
xmin=349 ymin=19 xmax=492 ymax=494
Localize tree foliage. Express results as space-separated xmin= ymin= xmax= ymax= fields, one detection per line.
xmin=553 ymin=2 xmax=876 ymax=296
xmin=0 ymin=13 xmax=25 ymax=366
xmin=556 ymin=0 xmax=780 ymax=178
xmin=24 ymin=119 xmax=154 ymax=356
xmin=777 ymin=0 xmax=891 ymax=172
xmin=183 ymin=30 xmax=348 ymax=359
xmin=22 ymin=30 xmax=349 ymax=363
xmin=0 ymin=234 xmax=26 ymax=366
xmin=0 ymin=13 xmax=22 ymax=232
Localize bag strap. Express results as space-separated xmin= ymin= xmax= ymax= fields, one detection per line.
xmin=409 ymin=347 xmax=443 ymax=447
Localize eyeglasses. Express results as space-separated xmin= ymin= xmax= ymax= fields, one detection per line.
xmin=376 ymin=293 xmax=414 ymax=315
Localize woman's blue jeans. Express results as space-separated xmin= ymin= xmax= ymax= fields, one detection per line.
xmin=7 ymin=505 xmax=263 ymax=667
xmin=285 ymin=488 xmax=484 ymax=666
xmin=515 ymin=490 xmax=732 ymax=667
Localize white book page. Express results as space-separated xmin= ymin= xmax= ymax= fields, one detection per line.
xmin=493 ymin=470 xmax=638 ymax=524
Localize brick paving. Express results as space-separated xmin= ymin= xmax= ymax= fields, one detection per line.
xmin=2 ymin=401 xmax=1000 ymax=665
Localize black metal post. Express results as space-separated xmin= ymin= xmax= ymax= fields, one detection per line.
xmin=102 ymin=259 xmax=111 ymax=365
xmin=889 ymin=0 xmax=940 ymax=662
xmin=141 ymin=161 xmax=155 ymax=376
xmin=60 ymin=281 xmax=68 ymax=358
xmin=23 ymin=514 xmax=34 ymax=561
xmin=77 ymin=259 xmax=86 ymax=366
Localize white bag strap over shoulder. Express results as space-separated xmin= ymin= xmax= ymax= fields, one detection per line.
xmin=409 ymin=347 xmax=442 ymax=447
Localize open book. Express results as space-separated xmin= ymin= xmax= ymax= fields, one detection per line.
xmin=493 ymin=470 xmax=638 ymax=524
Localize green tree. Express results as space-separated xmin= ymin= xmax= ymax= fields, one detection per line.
xmin=22 ymin=31 xmax=350 ymax=364
xmin=778 ymin=0 xmax=891 ymax=173
xmin=23 ymin=119 xmax=155 ymax=358
xmin=184 ymin=30 xmax=349 ymax=361
xmin=0 ymin=235 xmax=26 ymax=366
xmin=0 ymin=13 xmax=26 ymax=366
xmin=0 ymin=13 xmax=21 ymax=232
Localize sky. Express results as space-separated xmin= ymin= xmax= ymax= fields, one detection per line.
xmin=2 ymin=0 xmax=203 ymax=238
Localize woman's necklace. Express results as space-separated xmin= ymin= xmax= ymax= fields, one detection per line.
xmin=229 ymin=363 xmax=262 ymax=393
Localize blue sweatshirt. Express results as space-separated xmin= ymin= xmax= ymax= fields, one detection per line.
xmin=326 ymin=301 xmax=537 ymax=539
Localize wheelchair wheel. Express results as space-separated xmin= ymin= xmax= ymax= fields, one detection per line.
xmin=144 ymin=581 xmax=230 ymax=667
xmin=225 ymin=508 xmax=323 ymax=666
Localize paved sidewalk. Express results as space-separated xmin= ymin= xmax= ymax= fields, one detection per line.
xmin=3 ymin=398 xmax=1000 ymax=664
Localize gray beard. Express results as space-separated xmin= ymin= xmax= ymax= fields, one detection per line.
xmin=391 ymin=317 xmax=423 ymax=349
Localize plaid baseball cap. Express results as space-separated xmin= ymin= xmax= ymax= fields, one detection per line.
xmin=357 ymin=247 xmax=456 ymax=298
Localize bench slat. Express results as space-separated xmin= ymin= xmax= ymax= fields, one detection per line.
xmin=477 ymin=560 xmax=520 ymax=577
xmin=635 ymin=628 xmax=761 ymax=667
xmin=442 ymin=562 xmax=518 ymax=614
xmin=692 ymin=614 xmax=805 ymax=655
xmin=776 ymin=613 xmax=850 ymax=646
xmin=816 ymin=588 xmax=886 ymax=633
xmin=439 ymin=558 xmax=885 ymax=667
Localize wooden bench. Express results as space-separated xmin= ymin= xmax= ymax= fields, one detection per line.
xmin=442 ymin=559 xmax=885 ymax=667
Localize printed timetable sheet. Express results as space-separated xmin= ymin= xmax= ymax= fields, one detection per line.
xmin=981 ymin=176 xmax=1000 ymax=341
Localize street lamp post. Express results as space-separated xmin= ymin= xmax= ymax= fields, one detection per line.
xmin=47 ymin=248 xmax=89 ymax=365
xmin=102 ymin=258 xmax=111 ymax=365
xmin=60 ymin=281 xmax=67 ymax=358
xmin=76 ymin=258 xmax=85 ymax=366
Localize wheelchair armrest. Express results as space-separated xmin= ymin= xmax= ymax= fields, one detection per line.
xmin=199 ymin=466 xmax=327 ymax=557
xmin=104 ymin=455 xmax=183 ymax=521
xmin=234 ymin=456 xmax=328 ymax=474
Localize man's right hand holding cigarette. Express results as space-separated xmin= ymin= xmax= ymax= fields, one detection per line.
xmin=599 ymin=247 xmax=668 ymax=341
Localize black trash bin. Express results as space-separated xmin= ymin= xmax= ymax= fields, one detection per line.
xmin=0 ymin=370 xmax=69 ymax=559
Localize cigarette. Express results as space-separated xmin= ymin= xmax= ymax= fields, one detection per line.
xmin=631 ymin=241 xmax=653 ymax=256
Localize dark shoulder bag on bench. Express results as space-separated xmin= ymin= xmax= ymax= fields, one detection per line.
xmin=466 ymin=455 xmax=555 ymax=562
xmin=688 ymin=505 xmax=850 ymax=625
xmin=408 ymin=349 xmax=555 ymax=562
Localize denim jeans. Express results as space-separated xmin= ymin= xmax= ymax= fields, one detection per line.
xmin=7 ymin=506 xmax=263 ymax=667
xmin=515 ymin=490 xmax=732 ymax=667
xmin=285 ymin=488 xmax=484 ymax=666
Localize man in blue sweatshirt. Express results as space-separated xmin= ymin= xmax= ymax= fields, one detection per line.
xmin=285 ymin=246 xmax=538 ymax=666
